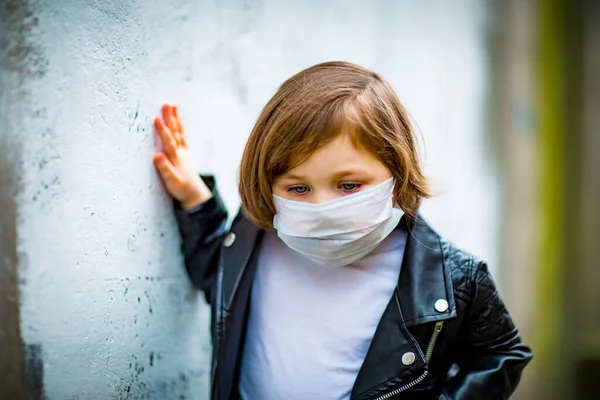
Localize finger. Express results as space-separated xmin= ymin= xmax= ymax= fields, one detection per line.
xmin=154 ymin=117 xmax=177 ymax=157
xmin=173 ymin=106 xmax=184 ymax=132
xmin=163 ymin=104 xmax=183 ymax=147
xmin=163 ymin=104 xmax=178 ymax=133
xmin=164 ymin=104 xmax=184 ymax=146
xmin=173 ymin=106 xmax=187 ymax=147
xmin=153 ymin=153 xmax=181 ymax=183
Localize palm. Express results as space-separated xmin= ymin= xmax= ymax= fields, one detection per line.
xmin=153 ymin=104 xmax=210 ymax=208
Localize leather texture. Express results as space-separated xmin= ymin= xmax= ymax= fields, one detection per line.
xmin=174 ymin=177 xmax=532 ymax=400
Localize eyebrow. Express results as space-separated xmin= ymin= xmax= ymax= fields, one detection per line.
xmin=278 ymin=173 xmax=304 ymax=181
xmin=330 ymin=169 xmax=370 ymax=179
xmin=279 ymin=168 xmax=371 ymax=181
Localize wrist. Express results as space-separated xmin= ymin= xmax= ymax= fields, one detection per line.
xmin=180 ymin=178 xmax=212 ymax=210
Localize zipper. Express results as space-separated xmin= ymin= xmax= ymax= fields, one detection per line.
xmin=424 ymin=321 xmax=444 ymax=361
xmin=210 ymin=258 xmax=226 ymax=400
xmin=372 ymin=321 xmax=444 ymax=400
xmin=209 ymin=312 xmax=223 ymax=400
xmin=209 ymin=357 xmax=217 ymax=399
xmin=372 ymin=371 xmax=429 ymax=400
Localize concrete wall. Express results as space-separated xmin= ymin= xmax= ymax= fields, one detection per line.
xmin=0 ymin=1 xmax=492 ymax=399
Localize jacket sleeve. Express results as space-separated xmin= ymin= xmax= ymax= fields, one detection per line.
xmin=173 ymin=175 xmax=228 ymax=305
xmin=441 ymin=261 xmax=533 ymax=400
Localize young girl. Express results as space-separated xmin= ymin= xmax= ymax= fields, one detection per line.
xmin=153 ymin=62 xmax=532 ymax=400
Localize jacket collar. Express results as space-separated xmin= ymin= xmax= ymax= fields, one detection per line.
xmin=396 ymin=214 xmax=457 ymax=327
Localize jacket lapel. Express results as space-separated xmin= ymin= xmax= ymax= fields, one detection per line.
xmin=221 ymin=211 xmax=261 ymax=311
xmin=397 ymin=215 xmax=457 ymax=328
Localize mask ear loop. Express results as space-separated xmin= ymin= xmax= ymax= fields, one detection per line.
xmin=392 ymin=179 xmax=440 ymax=253
xmin=404 ymin=215 xmax=443 ymax=253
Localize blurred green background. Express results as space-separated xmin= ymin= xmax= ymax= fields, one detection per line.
xmin=490 ymin=0 xmax=599 ymax=398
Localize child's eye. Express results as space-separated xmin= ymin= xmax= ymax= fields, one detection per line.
xmin=340 ymin=183 xmax=361 ymax=192
xmin=288 ymin=185 xmax=309 ymax=195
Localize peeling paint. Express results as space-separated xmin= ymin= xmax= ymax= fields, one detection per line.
xmin=25 ymin=343 xmax=45 ymax=397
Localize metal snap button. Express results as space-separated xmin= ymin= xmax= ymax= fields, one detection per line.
xmin=224 ymin=233 xmax=236 ymax=247
xmin=434 ymin=299 xmax=449 ymax=313
xmin=402 ymin=352 xmax=416 ymax=366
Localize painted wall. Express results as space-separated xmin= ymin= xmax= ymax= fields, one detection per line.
xmin=0 ymin=1 xmax=492 ymax=399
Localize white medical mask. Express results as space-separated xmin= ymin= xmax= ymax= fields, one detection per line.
xmin=273 ymin=177 xmax=403 ymax=267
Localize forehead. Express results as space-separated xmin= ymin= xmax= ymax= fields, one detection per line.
xmin=281 ymin=133 xmax=386 ymax=177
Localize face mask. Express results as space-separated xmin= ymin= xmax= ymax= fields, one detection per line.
xmin=273 ymin=177 xmax=403 ymax=267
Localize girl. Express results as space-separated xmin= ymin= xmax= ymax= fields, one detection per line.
xmin=153 ymin=62 xmax=531 ymax=400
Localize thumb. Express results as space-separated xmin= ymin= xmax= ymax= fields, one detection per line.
xmin=153 ymin=153 xmax=180 ymax=183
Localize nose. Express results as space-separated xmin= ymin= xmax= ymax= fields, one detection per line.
xmin=311 ymin=190 xmax=338 ymax=204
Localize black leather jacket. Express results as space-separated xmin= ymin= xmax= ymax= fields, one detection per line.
xmin=174 ymin=177 xmax=532 ymax=400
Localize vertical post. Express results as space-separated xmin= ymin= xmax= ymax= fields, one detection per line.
xmin=0 ymin=2 xmax=42 ymax=399
xmin=536 ymin=0 xmax=567 ymax=397
xmin=0 ymin=161 xmax=31 ymax=398
xmin=489 ymin=1 xmax=539 ymax=396
xmin=570 ymin=0 xmax=600 ymax=398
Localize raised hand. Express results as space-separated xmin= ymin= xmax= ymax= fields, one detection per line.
xmin=153 ymin=104 xmax=212 ymax=210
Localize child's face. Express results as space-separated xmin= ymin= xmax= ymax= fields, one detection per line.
xmin=272 ymin=134 xmax=392 ymax=204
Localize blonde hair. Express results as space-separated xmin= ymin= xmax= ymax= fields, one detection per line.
xmin=239 ymin=61 xmax=430 ymax=230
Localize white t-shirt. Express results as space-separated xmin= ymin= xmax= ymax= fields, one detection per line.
xmin=238 ymin=228 xmax=407 ymax=400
